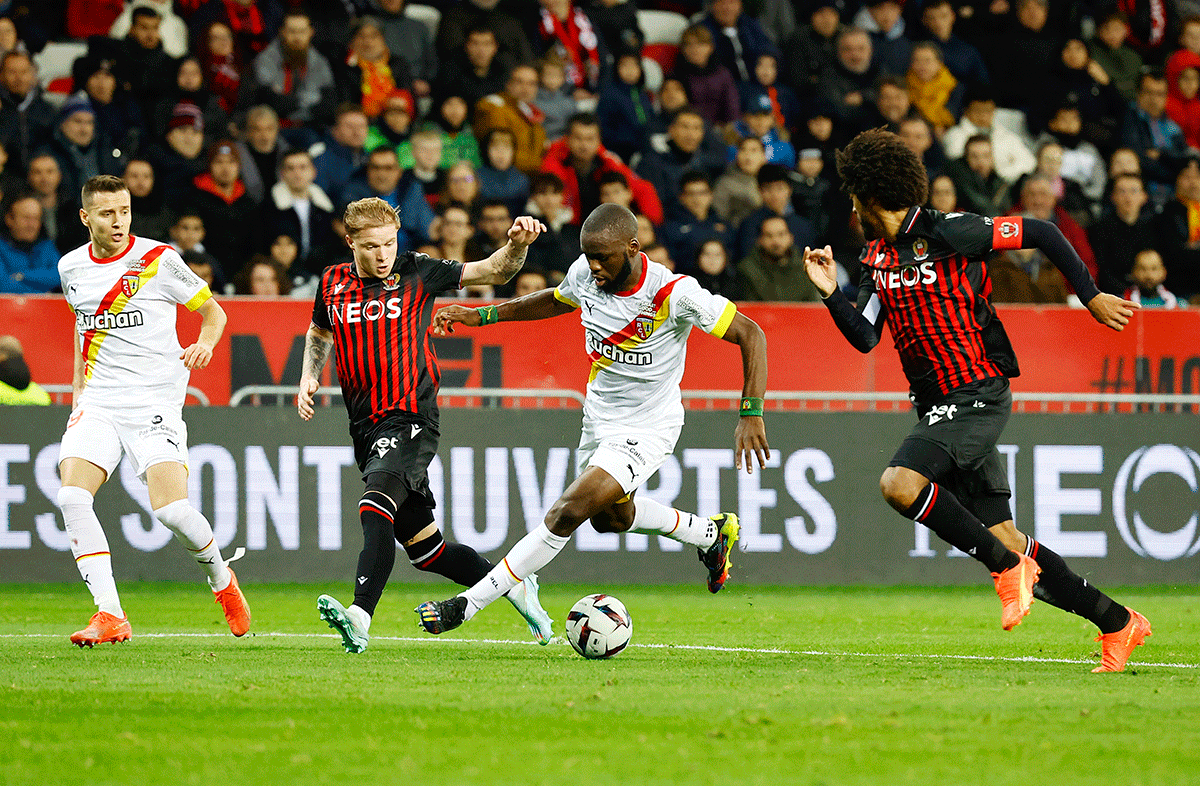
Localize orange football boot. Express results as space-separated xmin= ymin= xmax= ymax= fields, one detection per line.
xmin=214 ymin=568 xmax=251 ymax=636
xmin=1092 ymin=608 xmax=1152 ymax=673
xmin=992 ymin=553 xmax=1041 ymax=631
xmin=70 ymin=611 xmax=132 ymax=647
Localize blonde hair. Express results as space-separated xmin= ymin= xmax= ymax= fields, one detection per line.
xmin=343 ymin=197 xmax=401 ymax=237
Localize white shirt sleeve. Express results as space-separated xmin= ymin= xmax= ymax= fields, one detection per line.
xmin=553 ymin=254 xmax=587 ymax=309
xmin=157 ymin=248 xmax=211 ymax=310
xmin=669 ymin=276 xmax=737 ymax=338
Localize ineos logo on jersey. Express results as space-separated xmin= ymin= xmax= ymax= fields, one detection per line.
xmin=873 ymin=263 xmax=937 ymax=290
xmin=327 ymin=297 xmax=404 ymax=324
xmin=1112 ymin=444 xmax=1200 ymax=561
xmin=76 ymin=310 xmax=145 ymax=332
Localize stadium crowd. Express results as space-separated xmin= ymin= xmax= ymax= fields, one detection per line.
xmin=0 ymin=0 xmax=1197 ymax=307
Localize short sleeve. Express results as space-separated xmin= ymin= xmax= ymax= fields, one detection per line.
xmin=670 ymin=276 xmax=737 ymax=338
xmin=311 ymin=276 xmax=331 ymax=330
xmin=412 ymin=251 xmax=464 ymax=294
xmin=932 ymin=211 xmax=1004 ymax=259
xmin=157 ymin=248 xmax=211 ymax=311
xmin=553 ymin=255 xmax=587 ymax=309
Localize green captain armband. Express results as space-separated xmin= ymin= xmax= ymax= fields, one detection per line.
xmin=476 ymin=305 xmax=499 ymax=326
xmin=739 ymin=397 xmax=764 ymax=417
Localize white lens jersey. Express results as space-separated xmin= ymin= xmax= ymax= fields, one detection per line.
xmin=58 ymin=236 xmax=212 ymax=409
xmin=554 ymin=253 xmax=737 ymax=428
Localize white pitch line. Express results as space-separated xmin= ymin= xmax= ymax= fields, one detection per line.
xmin=1 ymin=631 xmax=1194 ymax=669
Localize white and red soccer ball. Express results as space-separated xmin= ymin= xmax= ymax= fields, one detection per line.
xmin=566 ymin=594 xmax=633 ymax=659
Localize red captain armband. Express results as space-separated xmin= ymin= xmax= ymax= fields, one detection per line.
xmin=992 ymin=216 xmax=1024 ymax=250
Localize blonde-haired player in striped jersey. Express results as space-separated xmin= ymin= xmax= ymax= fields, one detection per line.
xmin=416 ymin=203 xmax=770 ymax=635
xmin=55 ymin=175 xmax=251 ymax=647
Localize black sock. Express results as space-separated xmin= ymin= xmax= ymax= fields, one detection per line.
xmin=903 ymin=483 xmax=1019 ymax=573
xmin=1026 ymin=539 xmax=1130 ymax=634
xmin=404 ymin=530 xmax=493 ymax=587
xmin=352 ymin=493 xmax=397 ymax=616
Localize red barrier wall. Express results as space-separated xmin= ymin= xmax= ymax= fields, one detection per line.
xmin=5 ymin=294 xmax=1199 ymax=405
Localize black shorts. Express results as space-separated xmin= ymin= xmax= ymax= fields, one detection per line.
xmin=352 ymin=413 xmax=440 ymax=508
xmin=890 ymin=377 xmax=1012 ymax=508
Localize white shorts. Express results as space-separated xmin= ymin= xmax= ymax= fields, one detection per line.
xmin=59 ymin=404 xmax=189 ymax=482
xmin=575 ymin=419 xmax=681 ymax=495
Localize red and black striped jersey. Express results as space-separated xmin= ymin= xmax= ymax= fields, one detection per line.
xmin=853 ymin=208 xmax=1026 ymax=403
xmin=312 ymin=251 xmax=464 ymax=431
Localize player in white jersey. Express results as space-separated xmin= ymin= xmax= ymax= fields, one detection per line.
xmin=55 ymin=175 xmax=251 ymax=647
xmin=415 ymin=203 xmax=770 ymax=635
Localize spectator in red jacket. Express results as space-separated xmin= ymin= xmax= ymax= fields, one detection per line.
xmin=539 ymin=112 xmax=662 ymax=225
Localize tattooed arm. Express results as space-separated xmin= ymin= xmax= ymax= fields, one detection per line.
xmin=297 ymin=323 xmax=334 ymax=421
xmin=459 ymin=216 xmax=547 ymax=285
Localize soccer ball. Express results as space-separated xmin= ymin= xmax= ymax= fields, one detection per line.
xmin=566 ymin=594 xmax=633 ymax=659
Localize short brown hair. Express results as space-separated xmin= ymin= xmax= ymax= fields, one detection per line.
xmin=82 ymin=174 xmax=129 ymax=209
xmin=343 ymin=197 xmax=401 ymax=237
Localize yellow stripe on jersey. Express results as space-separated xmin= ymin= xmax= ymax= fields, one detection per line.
xmin=553 ymin=288 xmax=579 ymax=309
xmin=709 ymin=301 xmax=737 ymax=339
xmin=184 ymin=286 xmax=212 ymax=312
xmin=83 ymin=255 xmax=163 ymax=380
xmin=586 ymin=295 xmax=674 ymax=383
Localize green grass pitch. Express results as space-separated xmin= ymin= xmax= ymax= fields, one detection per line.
xmin=3 ymin=583 xmax=1198 ymax=786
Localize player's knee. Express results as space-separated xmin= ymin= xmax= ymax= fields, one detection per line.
xmin=545 ymin=497 xmax=590 ymax=534
xmin=590 ymin=511 xmax=626 ymax=533
xmin=152 ymin=499 xmax=194 ymax=530
xmin=56 ymin=485 xmax=94 ymax=511
xmin=879 ymin=468 xmax=921 ymax=510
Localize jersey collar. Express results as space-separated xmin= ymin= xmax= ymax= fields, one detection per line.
xmin=895 ymin=207 xmax=922 ymax=240
xmin=615 ymin=252 xmax=650 ymax=297
xmin=89 ymin=234 xmax=136 ymax=264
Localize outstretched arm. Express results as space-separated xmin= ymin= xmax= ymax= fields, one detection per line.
xmin=1021 ymin=218 xmax=1138 ymax=331
xmin=298 ymin=323 xmax=334 ymax=421
xmin=804 ymin=244 xmax=884 ymax=353
xmin=459 ymin=216 xmax=548 ymax=286
xmin=432 ymin=288 xmax=576 ymax=335
xmin=720 ymin=312 xmax=770 ymax=474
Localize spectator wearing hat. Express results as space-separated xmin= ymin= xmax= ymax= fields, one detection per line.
xmin=313 ymin=103 xmax=370 ymax=207
xmin=0 ymin=193 xmax=59 ymax=294
xmin=368 ymin=90 xmax=417 ymax=154
xmin=473 ymin=64 xmax=548 ymax=177
xmin=186 ymin=140 xmax=259 ymax=281
xmin=145 ymin=102 xmax=209 ymax=207
xmin=700 ymin=0 xmax=779 ymax=85
xmin=0 ymin=51 xmax=55 ymax=170
xmin=671 ymin=24 xmax=741 ymax=128
xmin=73 ymin=55 xmax=144 ymax=157
xmin=780 ymin=1 xmax=843 ymax=98
xmin=339 ymin=16 xmax=414 ymax=119
xmin=151 ymin=55 xmax=228 ymax=144
xmin=236 ymin=105 xmax=290 ymax=205
xmin=42 ymin=94 xmax=127 ymax=204
xmin=110 ymin=0 xmax=189 ymax=58
xmin=636 ymin=107 xmax=727 ymax=220
xmin=373 ymin=0 xmax=437 ymax=99
xmin=252 ymin=9 xmax=337 ymax=131
xmin=123 ymin=157 xmax=173 ymax=242
xmin=728 ymin=93 xmax=796 ymax=168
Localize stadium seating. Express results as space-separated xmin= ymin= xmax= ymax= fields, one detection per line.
xmin=32 ymin=40 xmax=87 ymax=107
xmin=637 ymin=9 xmax=689 ymax=45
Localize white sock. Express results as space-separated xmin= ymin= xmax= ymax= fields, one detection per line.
xmin=153 ymin=499 xmax=232 ymax=591
xmin=460 ymin=524 xmax=568 ymax=620
xmin=347 ymin=604 xmax=371 ymax=633
xmin=629 ymin=498 xmax=717 ymax=548
xmin=57 ymin=486 xmax=123 ymax=617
